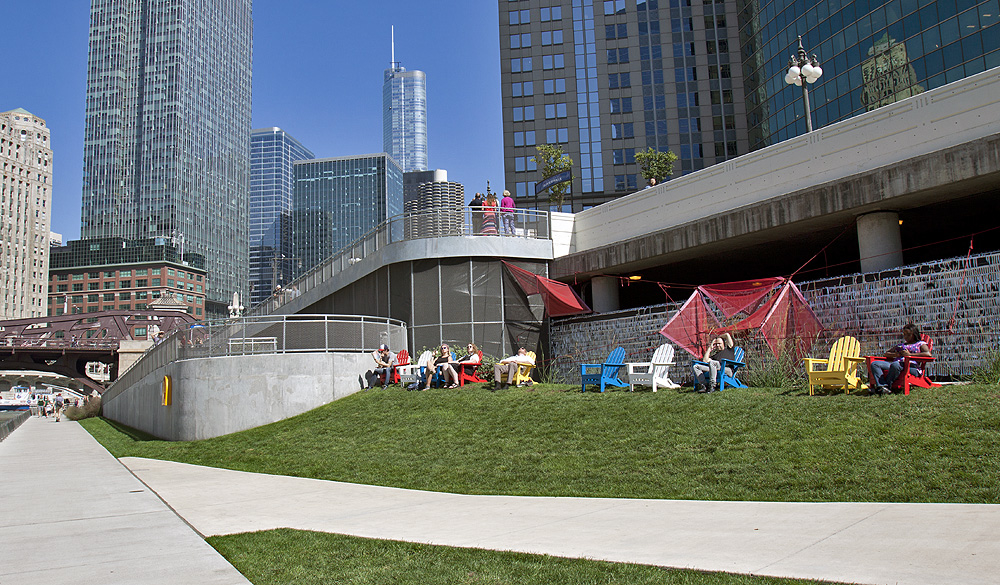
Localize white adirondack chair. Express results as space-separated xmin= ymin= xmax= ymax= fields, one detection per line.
xmin=398 ymin=350 xmax=433 ymax=388
xmin=627 ymin=343 xmax=680 ymax=392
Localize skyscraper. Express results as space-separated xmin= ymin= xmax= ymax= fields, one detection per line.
xmin=739 ymin=0 xmax=1000 ymax=149
xmin=383 ymin=30 xmax=428 ymax=173
xmin=292 ymin=154 xmax=404 ymax=277
xmin=80 ymin=0 xmax=253 ymax=317
xmin=500 ymin=0 xmax=748 ymax=211
xmin=249 ymin=128 xmax=315 ymax=306
xmin=0 ymin=108 xmax=52 ymax=320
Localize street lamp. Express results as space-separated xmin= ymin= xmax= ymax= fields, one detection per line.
xmin=228 ymin=292 xmax=244 ymax=318
xmin=785 ymin=35 xmax=824 ymax=132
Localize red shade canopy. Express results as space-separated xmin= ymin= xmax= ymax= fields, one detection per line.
xmin=503 ymin=261 xmax=591 ymax=317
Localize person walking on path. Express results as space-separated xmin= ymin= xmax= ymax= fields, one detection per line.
xmin=500 ymin=190 xmax=516 ymax=235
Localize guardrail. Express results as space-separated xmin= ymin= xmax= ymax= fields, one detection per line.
xmin=0 ymin=411 xmax=30 ymax=442
xmin=249 ymin=208 xmax=551 ymax=316
xmin=104 ymin=314 xmax=408 ymax=402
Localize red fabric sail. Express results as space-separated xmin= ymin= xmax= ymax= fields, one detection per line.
xmin=502 ymin=262 xmax=591 ymax=317
xmin=700 ymin=277 xmax=784 ymax=318
xmin=661 ymin=278 xmax=823 ymax=360
xmin=659 ymin=291 xmax=720 ymax=358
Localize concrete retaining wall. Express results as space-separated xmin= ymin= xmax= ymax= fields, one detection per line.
xmin=103 ymin=352 xmax=372 ymax=441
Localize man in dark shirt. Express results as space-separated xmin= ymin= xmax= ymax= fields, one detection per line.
xmin=693 ymin=333 xmax=735 ymax=393
xmin=469 ymin=193 xmax=484 ymax=234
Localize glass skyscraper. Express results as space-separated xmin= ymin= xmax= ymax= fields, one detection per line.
xmin=501 ymin=0 xmax=1000 ymax=211
xmin=383 ymin=61 xmax=428 ymax=173
xmin=738 ymin=0 xmax=1000 ymax=149
xmin=80 ymin=0 xmax=253 ymax=316
xmin=292 ymin=154 xmax=404 ymax=277
xmin=500 ymin=0 xmax=749 ymax=211
xmin=249 ymin=128 xmax=315 ymax=307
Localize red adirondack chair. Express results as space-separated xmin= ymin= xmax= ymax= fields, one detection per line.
xmin=458 ymin=350 xmax=487 ymax=386
xmin=865 ymin=334 xmax=941 ymax=395
xmin=383 ymin=349 xmax=410 ymax=385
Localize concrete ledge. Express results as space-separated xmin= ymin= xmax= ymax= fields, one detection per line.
xmin=103 ymin=352 xmax=371 ymax=440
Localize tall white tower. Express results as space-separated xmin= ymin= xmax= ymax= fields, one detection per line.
xmin=383 ymin=27 xmax=428 ymax=172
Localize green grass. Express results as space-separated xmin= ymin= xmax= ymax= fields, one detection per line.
xmin=206 ymin=529 xmax=829 ymax=585
xmin=81 ymin=383 xmax=1000 ymax=503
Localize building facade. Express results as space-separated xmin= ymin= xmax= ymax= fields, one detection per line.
xmin=383 ymin=62 xmax=428 ymax=173
xmin=48 ymin=237 xmax=207 ymax=318
xmin=79 ymin=0 xmax=252 ymax=317
xmin=292 ymin=154 xmax=404 ymax=278
xmin=249 ymin=128 xmax=315 ymax=307
xmin=738 ymin=0 xmax=1000 ymax=149
xmin=500 ymin=0 xmax=749 ymax=211
xmin=0 ymin=108 xmax=52 ymax=320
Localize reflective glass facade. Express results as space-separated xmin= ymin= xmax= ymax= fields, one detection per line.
xmin=500 ymin=0 xmax=749 ymax=211
xmin=383 ymin=65 xmax=428 ymax=172
xmin=249 ymin=128 xmax=314 ymax=306
xmin=738 ymin=0 xmax=1000 ymax=149
xmin=80 ymin=0 xmax=252 ymax=315
xmin=292 ymin=155 xmax=403 ymax=277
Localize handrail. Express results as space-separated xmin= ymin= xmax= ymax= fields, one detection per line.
xmin=248 ymin=208 xmax=551 ymax=316
xmin=104 ymin=314 xmax=408 ymax=402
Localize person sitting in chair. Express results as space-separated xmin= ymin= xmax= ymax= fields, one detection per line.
xmin=364 ymin=344 xmax=397 ymax=389
xmin=437 ymin=343 xmax=482 ymax=386
xmin=692 ymin=332 xmax=735 ymax=393
xmin=426 ymin=343 xmax=460 ymax=389
xmin=868 ymin=323 xmax=931 ymax=396
xmin=493 ymin=347 xmax=535 ymax=390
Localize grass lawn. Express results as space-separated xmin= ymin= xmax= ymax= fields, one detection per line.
xmin=206 ymin=529 xmax=830 ymax=585
xmin=81 ymin=382 xmax=1000 ymax=503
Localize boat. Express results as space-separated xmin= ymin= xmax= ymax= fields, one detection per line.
xmin=0 ymin=387 xmax=33 ymax=411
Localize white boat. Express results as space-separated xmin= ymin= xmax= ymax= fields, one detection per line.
xmin=0 ymin=387 xmax=33 ymax=411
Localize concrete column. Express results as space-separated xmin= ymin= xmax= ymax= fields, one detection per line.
xmin=118 ymin=340 xmax=154 ymax=376
xmin=857 ymin=211 xmax=904 ymax=273
xmin=592 ymin=276 xmax=620 ymax=313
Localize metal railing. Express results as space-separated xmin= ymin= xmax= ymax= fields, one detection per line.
xmin=104 ymin=314 xmax=408 ymax=403
xmin=0 ymin=411 xmax=30 ymax=442
xmin=249 ymin=208 xmax=551 ymax=316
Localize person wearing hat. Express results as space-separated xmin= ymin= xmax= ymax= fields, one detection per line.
xmin=365 ymin=344 xmax=397 ymax=389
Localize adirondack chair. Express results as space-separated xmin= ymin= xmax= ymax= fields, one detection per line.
xmin=626 ymin=343 xmax=680 ymax=392
xmin=804 ymin=336 xmax=867 ymax=395
xmin=513 ymin=351 xmax=537 ymax=386
xmin=428 ymin=351 xmax=457 ymax=388
xmin=865 ymin=334 xmax=941 ymax=395
xmin=692 ymin=346 xmax=747 ymax=390
xmin=581 ymin=347 xmax=628 ymax=392
xmin=458 ymin=350 xmax=487 ymax=386
xmin=398 ymin=350 xmax=432 ymax=388
xmin=383 ymin=349 xmax=410 ymax=385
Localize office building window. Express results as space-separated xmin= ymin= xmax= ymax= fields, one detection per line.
xmin=540 ymin=6 xmax=562 ymax=21
xmin=541 ymin=30 xmax=564 ymax=45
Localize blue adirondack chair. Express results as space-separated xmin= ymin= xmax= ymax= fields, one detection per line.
xmin=424 ymin=351 xmax=456 ymax=388
xmin=581 ymin=346 xmax=629 ymax=392
xmin=693 ymin=346 xmax=747 ymax=390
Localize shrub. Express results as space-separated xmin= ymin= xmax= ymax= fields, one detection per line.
xmin=970 ymin=349 xmax=1000 ymax=385
xmin=742 ymin=348 xmax=804 ymax=391
xmin=65 ymin=396 xmax=102 ymax=421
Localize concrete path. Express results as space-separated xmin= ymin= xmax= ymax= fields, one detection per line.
xmin=0 ymin=417 xmax=250 ymax=585
xmin=121 ymin=457 xmax=1000 ymax=585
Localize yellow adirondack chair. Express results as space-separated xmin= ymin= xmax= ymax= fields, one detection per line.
xmin=513 ymin=351 xmax=536 ymax=386
xmin=804 ymin=336 xmax=867 ymax=395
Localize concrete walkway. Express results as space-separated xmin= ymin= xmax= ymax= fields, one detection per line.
xmin=121 ymin=457 xmax=1000 ymax=585
xmin=6 ymin=417 xmax=1000 ymax=585
xmin=0 ymin=417 xmax=249 ymax=585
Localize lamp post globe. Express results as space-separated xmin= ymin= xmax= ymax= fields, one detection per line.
xmin=785 ymin=35 xmax=824 ymax=132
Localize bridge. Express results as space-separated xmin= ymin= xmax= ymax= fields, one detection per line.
xmin=0 ymin=311 xmax=195 ymax=392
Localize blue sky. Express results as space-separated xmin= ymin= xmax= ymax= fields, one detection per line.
xmin=0 ymin=0 xmax=505 ymax=241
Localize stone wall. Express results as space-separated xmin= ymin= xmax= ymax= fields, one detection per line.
xmin=549 ymin=252 xmax=1000 ymax=384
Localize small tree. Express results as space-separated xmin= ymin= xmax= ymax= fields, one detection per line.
xmin=634 ymin=147 xmax=678 ymax=185
xmin=531 ymin=144 xmax=574 ymax=206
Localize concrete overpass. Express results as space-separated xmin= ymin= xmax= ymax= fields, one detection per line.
xmin=548 ymin=66 xmax=1000 ymax=310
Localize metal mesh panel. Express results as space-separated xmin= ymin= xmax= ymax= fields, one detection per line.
xmin=440 ymin=259 xmax=471 ymax=323
xmin=411 ymin=260 xmax=440 ymax=325
xmin=388 ymin=262 xmax=412 ymax=324
xmin=471 ymin=260 xmax=502 ymax=322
